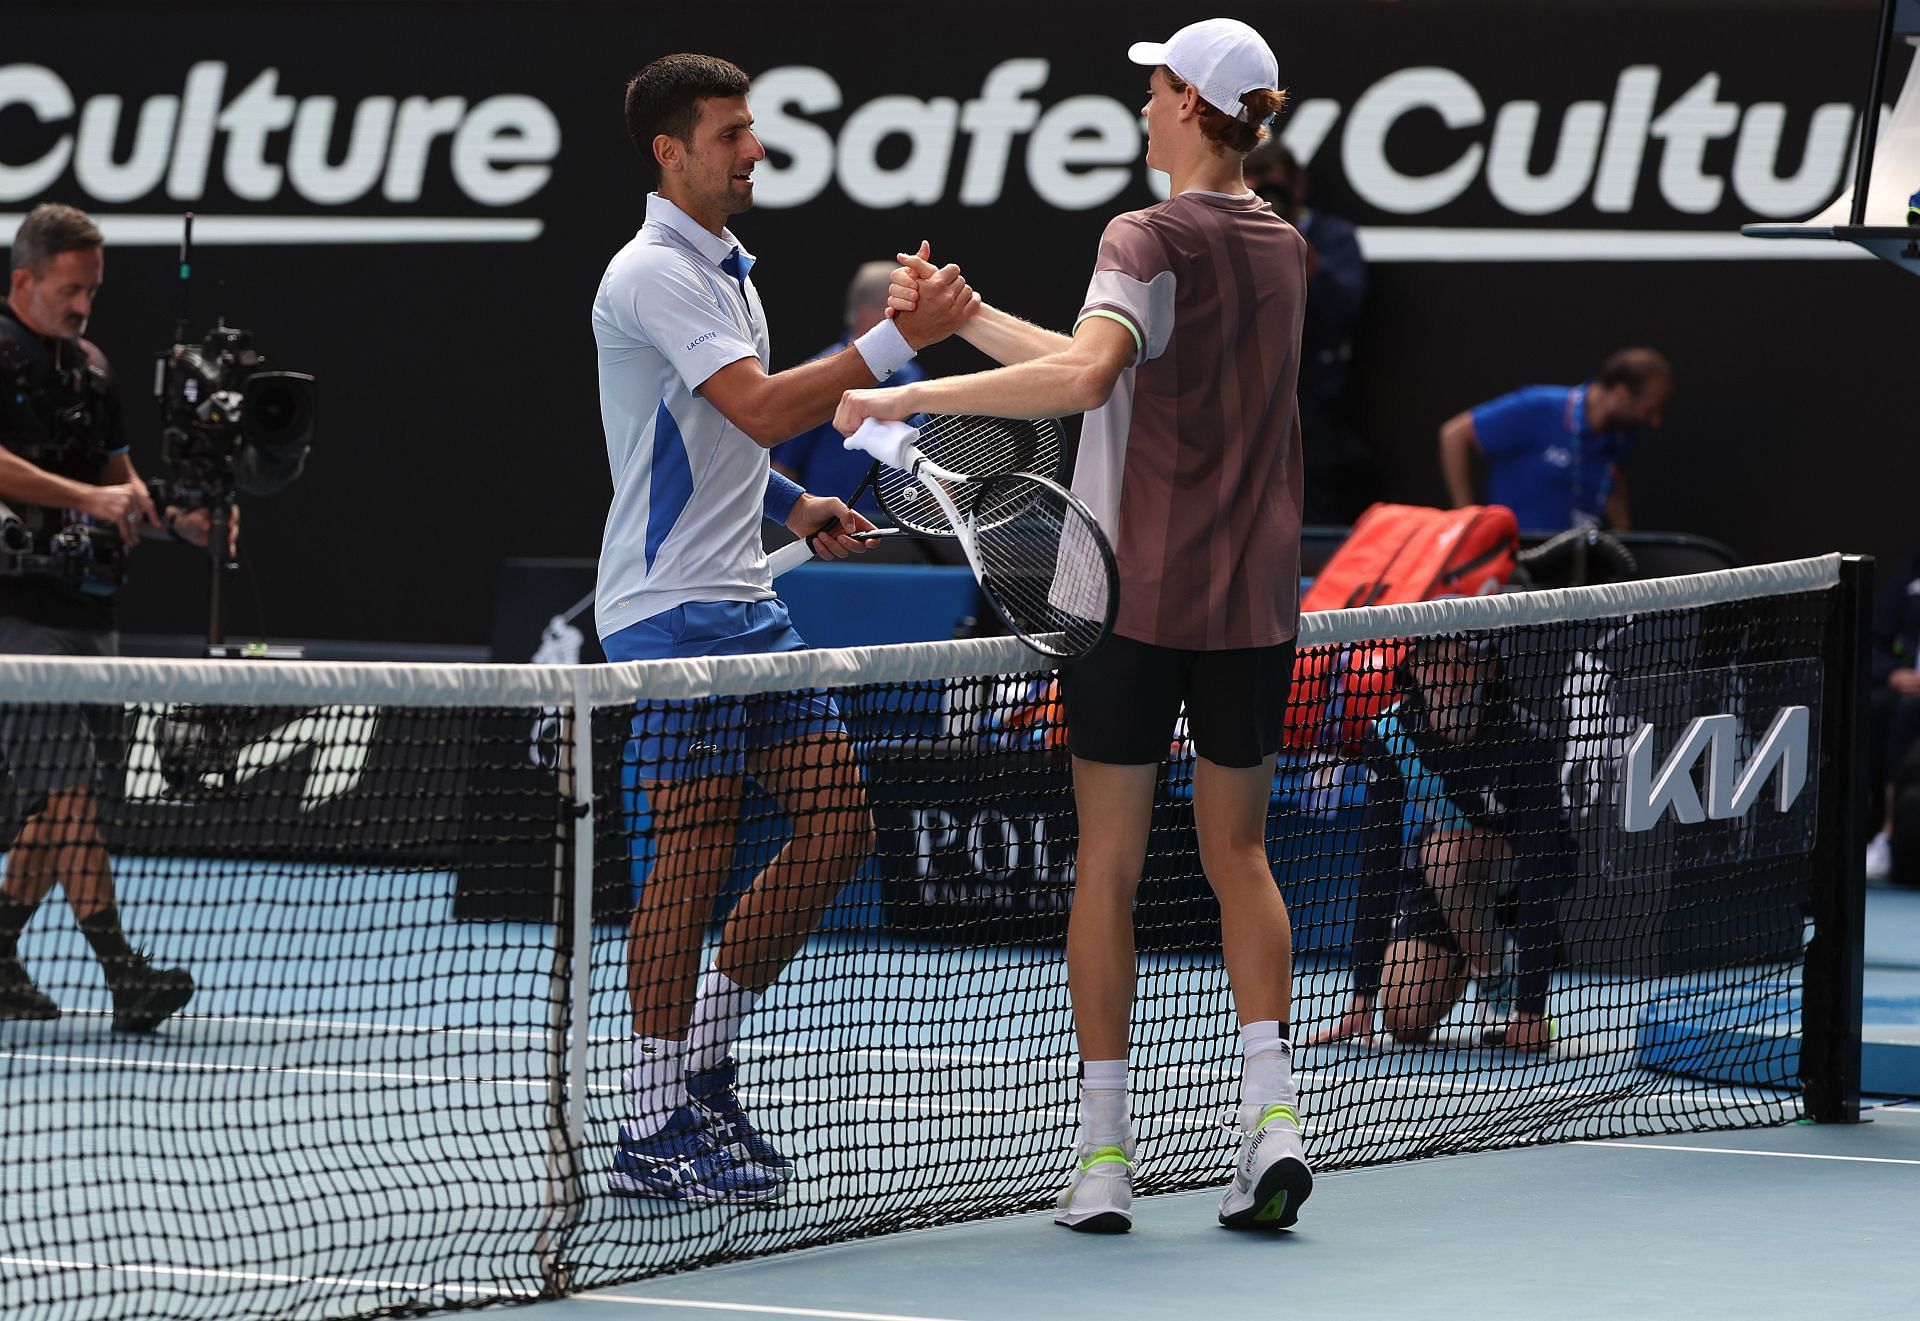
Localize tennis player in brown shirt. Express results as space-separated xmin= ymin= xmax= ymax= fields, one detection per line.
xmin=836 ymin=18 xmax=1311 ymax=1236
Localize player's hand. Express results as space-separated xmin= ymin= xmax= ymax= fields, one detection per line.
xmin=1304 ymin=995 xmax=1380 ymax=1047
xmin=893 ymin=253 xmax=980 ymax=350
xmin=885 ymin=241 xmax=931 ymax=318
xmin=834 ymin=384 xmax=921 ymax=436
xmin=787 ymin=493 xmax=875 ymax=560
xmin=166 ymin=504 xmax=241 ymax=556
xmin=1890 ymin=668 xmax=1920 ymax=697
xmin=83 ymin=482 xmax=160 ymax=546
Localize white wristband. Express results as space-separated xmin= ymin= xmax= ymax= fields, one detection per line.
xmin=853 ymin=317 xmax=915 ymax=381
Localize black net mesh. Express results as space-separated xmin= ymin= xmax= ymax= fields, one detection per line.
xmin=0 ymin=565 xmax=1856 ymax=1318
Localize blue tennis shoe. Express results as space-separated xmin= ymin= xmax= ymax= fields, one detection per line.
xmin=689 ymin=1058 xmax=795 ymax=1182
xmin=608 ymin=1104 xmax=782 ymax=1204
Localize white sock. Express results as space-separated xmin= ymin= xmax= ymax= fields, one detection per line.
xmin=1079 ymin=1058 xmax=1130 ymax=1147
xmin=625 ymin=1036 xmax=688 ymax=1136
xmin=685 ymin=967 xmax=762 ymax=1076
xmin=1240 ymin=1021 xmax=1296 ymax=1109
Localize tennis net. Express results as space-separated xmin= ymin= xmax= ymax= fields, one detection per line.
xmin=0 ymin=553 xmax=1868 ymax=1318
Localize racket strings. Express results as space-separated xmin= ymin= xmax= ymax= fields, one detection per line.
xmin=875 ymin=416 xmax=1061 ymax=536
xmin=968 ymin=477 xmax=1115 ymax=658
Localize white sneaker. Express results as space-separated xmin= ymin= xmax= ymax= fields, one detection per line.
xmin=1866 ymin=831 xmax=1893 ymax=883
xmin=1054 ymin=1139 xmax=1134 ymax=1233
xmin=1218 ymin=1101 xmax=1312 ymax=1231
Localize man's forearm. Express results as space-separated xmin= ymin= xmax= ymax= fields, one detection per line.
xmin=956 ymin=303 xmax=1074 ymax=366
xmin=895 ymin=353 xmax=1110 ymax=421
xmin=1438 ymin=430 xmax=1477 ymax=507
xmin=0 ymin=447 xmax=96 ymax=510
xmin=712 ymin=346 xmax=887 ymax=447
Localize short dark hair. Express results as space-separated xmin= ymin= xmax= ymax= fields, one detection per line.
xmin=625 ymin=54 xmax=751 ymax=172
xmin=1596 ymin=347 xmax=1674 ymax=393
xmin=10 ymin=202 xmax=102 ymax=273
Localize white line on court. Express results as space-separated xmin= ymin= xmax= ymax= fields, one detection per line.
xmin=1572 ymin=1140 xmax=1920 ymax=1166
xmin=0 ymin=1254 xmax=538 ymax=1298
xmin=58 ymin=1006 xmax=549 ymax=1042
xmin=0 ymin=1043 xmax=1788 ymax=1130
xmin=0 ymin=1050 xmax=545 ymax=1089
xmin=575 ymin=1297 xmax=972 ymax=1321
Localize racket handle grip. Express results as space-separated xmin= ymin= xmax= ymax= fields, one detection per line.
xmin=767 ymin=536 xmax=818 ymax=577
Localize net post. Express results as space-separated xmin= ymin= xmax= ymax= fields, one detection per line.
xmin=563 ymin=678 xmax=596 ymax=1270
xmin=536 ymin=679 xmax=596 ymax=1294
xmin=1803 ymin=553 xmax=1872 ymax=1123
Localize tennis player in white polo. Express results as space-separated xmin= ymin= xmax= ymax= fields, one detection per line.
xmin=841 ymin=19 xmax=1313 ymax=1234
xmin=595 ymin=53 xmax=977 ymax=1204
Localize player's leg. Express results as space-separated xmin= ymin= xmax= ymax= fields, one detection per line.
xmin=608 ymin=647 xmax=780 ymax=1204
xmin=1058 ymin=755 xmax=1156 ymax=1231
xmin=2 ymin=764 xmax=193 ymax=1029
xmin=650 ymin=599 xmax=869 ymax=1183
xmin=1482 ymin=873 xmax=1560 ymax=1054
xmin=1052 ymin=634 xmax=1180 ymax=1233
xmin=1378 ymin=843 xmax=1474 ymax=1040
xmin=724 ymin=724 xmax=874 ymax=987
xmin=612 ymin=761 xmax=781 ymax=1203
xmin=1379 ymin=936 xmax=1471 ymax=1042
xmin=683 ymin=718 xmax=875 ymax=1181
xmin=0 ymin=749 xmax=60 ymax=1019
xmin=1188 ymin=641 xmax=1309 ymax=1231
xmin=1 ymin=624 xmax=190 ymax=1029
xmin=0 ymin=860 xmax=59 ymax=1020
xmin=39 ymin=784 xmax=194 ymax=1031
xmin=1420 ymin=827 xmax=1519 ymax=1041
xmin=1419 ymin=827 xmax=1509 ymax=974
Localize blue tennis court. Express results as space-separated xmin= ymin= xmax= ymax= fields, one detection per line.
xmin=0 ymin=557 xmax=1895 ymax=1319
xmin=3 ymin=851 xmax=1873 ymax=1318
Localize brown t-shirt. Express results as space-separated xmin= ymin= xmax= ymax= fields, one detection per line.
xmin=1073 ymin=190 xmax=1307 ymax=651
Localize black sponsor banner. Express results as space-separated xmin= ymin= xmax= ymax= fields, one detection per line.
xmin=869 ymin=744 xmax=1082 ymax=945
xmin=96 ymin=704 xmax=495 ymax=861
xmin=869 ymin=746 xmax=1345 ymax=955
xmin=0 ymin=2 xmax=1905 ymax=646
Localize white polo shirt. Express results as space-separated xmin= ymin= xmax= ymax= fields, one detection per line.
xmin=592 ymin=193 xmax=775 ymax=639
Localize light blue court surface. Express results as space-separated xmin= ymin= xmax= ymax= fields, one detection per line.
xmin=3 ymin=861 xmax=1914 ymax=1319
xmin=525 ymin=889 xmax=1920 ymax=1321
xmin=516 ymin=1103 xmax=1920 ymax=1321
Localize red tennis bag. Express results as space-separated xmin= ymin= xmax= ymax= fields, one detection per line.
xmin=1301 ymin=503 xmax=1519 ymax=612
xmin=1285 ymin=504 xmax=1519 ymax=754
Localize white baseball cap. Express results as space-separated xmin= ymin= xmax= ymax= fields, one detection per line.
xmin=1128 ymin=18 xmax=1279 ymax=122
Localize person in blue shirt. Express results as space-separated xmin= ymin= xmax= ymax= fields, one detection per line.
xmin=1439 ymin=348 xmax=1673 ymax=533
xmin=771 ymin=262 xmax=927 ymax=522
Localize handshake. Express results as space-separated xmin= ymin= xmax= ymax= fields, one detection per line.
xmin=884 ymin=239 xmax=980 ymax=350
xmin=835 ymin=241 xmax=978 ymax=436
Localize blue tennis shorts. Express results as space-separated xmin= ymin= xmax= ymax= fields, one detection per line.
xmin=602 ymin=598 xmax=845 ymax=783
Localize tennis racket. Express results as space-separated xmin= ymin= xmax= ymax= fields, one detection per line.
xmin=765 ymin=414 xmax=1062 ymax=574
xmin=820 ymin=417 xmax=1117 ymax=659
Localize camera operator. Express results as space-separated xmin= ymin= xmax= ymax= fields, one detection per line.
xmin=0 ymin=202 xmax=200 ymax=1031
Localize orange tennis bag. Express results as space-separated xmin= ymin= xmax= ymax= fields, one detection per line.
xmin=1286 ymin=504 xmax=1519 ymax=753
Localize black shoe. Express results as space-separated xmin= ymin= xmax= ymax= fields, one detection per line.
xmin=108 ymin=960 xmax=195 ymax=1032
xmin=0 ymin=954 xmax=60 ymax=1021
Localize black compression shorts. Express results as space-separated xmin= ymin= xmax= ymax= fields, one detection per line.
xmin=1057 ymin=633 xmax=1295 ymax=767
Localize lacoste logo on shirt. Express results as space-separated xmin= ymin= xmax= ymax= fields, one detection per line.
xmin=685 ymin=331 xmax=718 ymax=351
